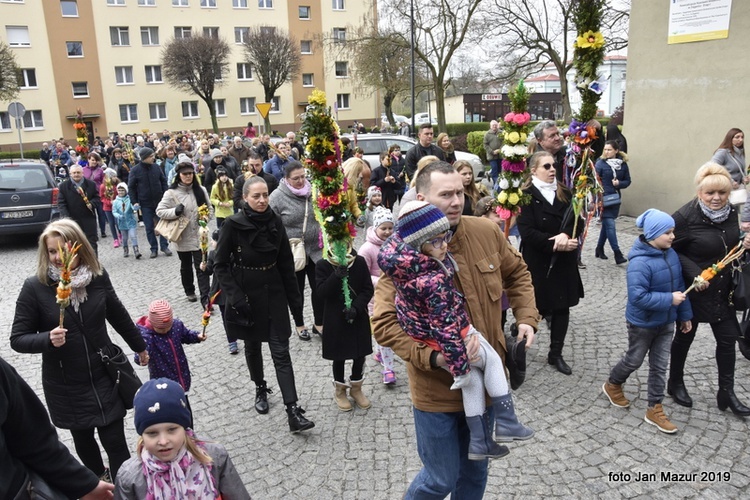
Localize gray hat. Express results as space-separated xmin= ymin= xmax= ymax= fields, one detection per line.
xmin=210 ymin=148 xmax=224 ymax=160
xmin=138 ymin=147 xmax=155 ymax=161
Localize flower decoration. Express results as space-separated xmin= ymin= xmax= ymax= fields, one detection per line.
xmin=197 ymin=204 xmax=210 ymax=263
xmin=75 ymin=185 xmax=94 ymax=212
xmin=301 ymin=89 xmax=354 ymax=307
xmin=685 ymin=243 xmax=744 ymax=294
xmin=73 ymin=108 xmax=89 ymax=156
xmin=56 ymin=241 xmax=82 ymax=328
xmin=200 ymin=290 xmax=221 ymax=339
xmin=575 ymin=30 xmax=605 ymax=49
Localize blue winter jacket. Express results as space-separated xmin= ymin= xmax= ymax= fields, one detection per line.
xmin=133 ymin=317 xmax=201 ymax=392
xmin=111 ymin=195 xmax=138 ymax=230
xmin=626 ymin=236 xmax=692 ymax=328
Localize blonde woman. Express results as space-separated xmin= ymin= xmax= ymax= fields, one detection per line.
xmin=436 ymin=133 xmax=456 ymax=164
xmin=342 ymin=157 xmax=371 ymax=220
xmin=455 ymin=160 xmax=484 ymax=215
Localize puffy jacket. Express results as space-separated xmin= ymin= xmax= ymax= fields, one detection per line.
xmin=128 ymin=161 xmax=167 ymax=208
xmin=134 ymin=317 xmax=201 ymax=392
xmin=112 ymin=195 xmax=138 ymax=230
xmin=626 ymin=236 xmax=692 ymax=328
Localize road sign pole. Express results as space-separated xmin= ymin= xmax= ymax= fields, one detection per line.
xmin=15 ymin=117 xmax=24 ymax=160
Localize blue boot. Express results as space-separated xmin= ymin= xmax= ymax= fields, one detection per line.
xmin=465 ymin=415 xmax=509 ymax=461
xmin=492 ymin=394 xmax=535 ymax=442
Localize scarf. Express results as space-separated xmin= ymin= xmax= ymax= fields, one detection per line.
xmin=241 ymin=204 xmax=277 ymax=252
xmin=283 ymin=178 xmax=312 ymax=198
xmin=698 ymin=199 xmax=731 ymax=223
xmin=532 ymin=176 xmax=557 ymax=205
xmin=48 ymin=264 xmax=93 ymax=312
xmin=141 ymin=441 xmax=217 ymax=499
xmin=605 ymin=158 xmax=623 ymax=171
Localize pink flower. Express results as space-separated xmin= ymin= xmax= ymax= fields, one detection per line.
xmin=513 ymin=113 xmax=530 ymax=126
xmin=504 ymin=112 xmax=515 ymax=123
xmin=318 ymin=198 xmax=331 ymax=210
xmin=502 ymin=159 xmax=526 ymax=173
xmin=347 ymin=222 xmax=357 ymax=237
xmin=496 ymin=207 xmax=512 ymax=220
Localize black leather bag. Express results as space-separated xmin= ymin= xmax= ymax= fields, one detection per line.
xmin=15 ymin=470 xmax=68 ymax=500
xmin=602 ymin=192 xmax=621 ymax=207
xmin=731 ymin=257 xmax=750 ymax=311
xmin=98 ymin=343 xmax=142 ymax=409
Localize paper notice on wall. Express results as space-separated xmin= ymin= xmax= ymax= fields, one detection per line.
xmin=668 ymin=0 xmax=732 ymax=44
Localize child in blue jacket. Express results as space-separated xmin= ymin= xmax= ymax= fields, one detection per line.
xmin=603 ymin=209 xmax=692 ymax=434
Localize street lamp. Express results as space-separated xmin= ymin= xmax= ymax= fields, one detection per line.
xmin=410 ymin=0 xmax=415 ymax=137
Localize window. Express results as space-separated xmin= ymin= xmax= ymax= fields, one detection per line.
xmin=0 ymin=112 xmax=10 ymax=132
xmin=110 ymin=27 xmax=130 ymax=46
xmin=334 ymin=61 xmax=348 ymax=77
xmin=237 ymin=63 xmax=252 ymax=80
xmin=332 ymin=0 xmax=344 ymax=10
xmin=240 ymin=97 xmax=255 ymax=114
xmin=18 ymin=68 xmax=37 ymax=88
xmin=60 ymin=1 xmax=78 ymax=16
xmin=22 ymin=110 xmax=44 ymax=129
xmin=333 ymin=28 xmax=346 ymax=43
xmin=141 ymin=27 xmax=159 ymax=45
xmin=299 ymin=6 xmax=310 ymax=19
xmin=107 ymin=0 xmax=125 ymax=5
xmin=182 ymin=101 xmax=199 ymax=118
xmin=300 ymin=40 xmax=312 ymax=54
xmin=145 ymin=65 xmax=162 ymax=83
xmin=302 ymin=73 xmax=313 ymax=87
xmin=72 ymin=81 xmax=88 ymax=97
xmin=200 ymin=0 xmax=216 ymax=6
xmin=138 ymin=0 xmax=156 ymax=5
xmin=115 ymin=66 xmax=134 ymax=84
xmin=6 ymin=26 xmax=30 ymax=47
xmin=119 ymin=104 xmax=138 ymax=123
xmin=66 ymin=41 xmax=83 ymax=57
xmin=149 ymin=103 xmax=167 ymax=120
xmin=336 ymin=93 xmax=350 ymax=109
xmin=203 ymin=27 xmax=219 ymax=39
xmin=260 ymin=26 xmax=275 ymax=36
xmin=214 ymin=99 xmax=226 ymax=116
xmin=174 ymin=27 xmax=192 ymax=39
xmin=172 ymin=0 xmax=188 ymax=5
xmin=258 ymin=0 xmax=272 ymax=8
xmin=233 ymin=0 xmax=247 ymax=7
xmin=270 ymin=96 xmax=280 ymax=112
xmin=234 ymin=27 xmax=249 ymax=44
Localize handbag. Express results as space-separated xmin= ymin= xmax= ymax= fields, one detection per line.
xmin=16 ymin=470 xmax=68 ymax=500
xmin=289 ymin=199 xmax=309 ymax=272
xmin=730 ymin=188 xmax=747 ymax=205
xmin=602 ymin=192 xmax=621 ymax=207
xmin=731 ymin=256 xmax=750 ymax=311
xmin=154 ymin=191 xmax=190 ymax=242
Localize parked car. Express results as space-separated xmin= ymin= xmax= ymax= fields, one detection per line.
xmin=0 ymin=161 xmax=60 ymax=236
xmin=380 ymin=114 xmax=409 ymax=130
xmin=414 ymin=112 xmax=437 ymax=125
xmin=342 ymin=134 xmax=484 ymax=176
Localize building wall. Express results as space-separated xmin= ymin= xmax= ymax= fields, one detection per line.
xmin=624 ymin=0 xmax=750 ymax=215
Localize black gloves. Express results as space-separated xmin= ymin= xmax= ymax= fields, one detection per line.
xmin=343 ymin=307 xmax=357 ymax=324
xmin=175 ymin=203 xmax=185 ymax=216
xmin=333 ymin=264 xmax=348 ymax=278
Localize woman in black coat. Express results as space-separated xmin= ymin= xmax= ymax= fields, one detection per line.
xmin=316 ymin=249 xmax=374 ymax=411
xmin=370 ymin=151 xmax=399 ymax=211
xmin=517 ymin=151 xmax=584 ymax=376
xmin=669 ymin=163 xmax=750 ymax=416
xmin=213 ymin=176 xmax=315 ymax=433
xmin=10 ymin=219 xmax=148 ymax=481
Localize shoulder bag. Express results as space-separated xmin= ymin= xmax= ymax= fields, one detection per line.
xmin=155 ymin=192 xmax=190 ymax=242
xmin=602 ymin=165 xmax=622 ymax=207
xmin=731 ymin=255 xmax=750 ymax=311
xmin=728 ymin=155 xmax=747 ymax=205
xmin=288 ymin=199 xmax=309 ymax=272
xmin=15 ymin=470 xmax=68 ymax=500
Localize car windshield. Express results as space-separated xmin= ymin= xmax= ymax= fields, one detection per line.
xmin=0 ymin=168 xmax=49 ymax=191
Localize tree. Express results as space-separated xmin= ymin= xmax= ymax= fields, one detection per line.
xmin=487 ymin=0 xmax=629 ymax=121
xmin=161 ymin=34 xmax=231 ymax=133
xmin=242 ymin=27 xmax=301 ymax=133
xmin=0 ymin=41 xmax=20 ymax=102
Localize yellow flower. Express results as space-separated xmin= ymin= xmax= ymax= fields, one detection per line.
xmin=308 ymin=89 xmax=327 ymax=106
xmin=497 ymin=191 xmax=508 ymax=204
xmin=576 ymin=31 xmax=605 ymax=49
xmin=576 ymin=192 xmax=585 ymax=199
xmin=508 ymin=193 xmax=520 ymax=205
xmin=520 ymin=133 xmax=527 ymax=143
xmin=507 ymin=132 xmax=520 ymax=143
xmin=579 ymin=175 xmax=587 ymax=182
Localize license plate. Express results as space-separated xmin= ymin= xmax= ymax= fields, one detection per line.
xmin=1 ymin=210 xmax=33 ymax=219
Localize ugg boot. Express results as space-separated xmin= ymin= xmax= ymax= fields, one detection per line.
xmin=492 ymin=394 xmax=534 ymax=442
xmin=133 ymin=246 xmax=142 ymax=259
xmin=348 ymin=378 xmax=371 ymax=409
xmin=466 ymin=415 xmax=509 ymax=461
xmin=333 ymin=380 xmax=352 ymax=412
xmin=123 ymin=245 xmax=129 ymax=258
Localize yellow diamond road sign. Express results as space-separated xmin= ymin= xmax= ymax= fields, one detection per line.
xmin=256 ymin=103 xmax=272 ymax=119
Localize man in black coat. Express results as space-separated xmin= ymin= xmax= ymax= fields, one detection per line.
xmin=128 ymin=147 xmax=172 ymax=259
xmin=233 ymin=152 xmax=278 ymax=211
xmin=404 ymin=124 xmax=445 ymax=182
xmin=57 ymin=164 xmax=101 ymax=254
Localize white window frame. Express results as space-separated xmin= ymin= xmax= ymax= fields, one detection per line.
xmin=237 ymin=63 xmax=253 ymax=80
xmin=232 ymin=0 xmax=247 ymax=7
xmin=240 ymin=97 xmax=256 ymax=115
xmin=203 ymin=27 xmax=219 ymax=39
xmin=72 ymin=81 xmax=89 ymax=98
xmin=172 ymin=0 xmax=188 ymax=5
xmin=0 ymin=112 xmax=11 ymax=132
xmin=234 ymin=27 xmax=249 ymax=44
xmin=107 ymin=0 xmax=125 ymax=5
xmin=141 ymin=26 xmax=159 ymax=46
xmin=22 ymin=110 xmax=44 ymax=129
xmin=333 ymin=27 xmax=346 ymax=43
xmin=182 ymin=101 xmax=199 ymax=119
xmin=302 ymin=73 xmax=313 ymax=87
xmin=110 ymin=27 xmax=130 ymax=46
xmin=336 ymin=93 xmax=350 ymax=110
xmin=145 ymin=65 xmax=163 ymax=83
xmin=66 ymin=41 xmax=83 ymax=57
xmin=214 ymin=99 xmax=226 ymax=117
xmin=332 ymin=0 xmax=344 ymax=10
xmin=300 ymin=40 xmax=312 ymax=54
xmin=200 ymin=0 xmax=216 ymax=7
xmin=18 ymin=68 xmax=37 ymax=89
xmin=334 ymin=61 xmax=348 ymax=78
xmin=149 ymin=102 xmax=168 ymax=121
xmin=6 ymin=26 xmax=30 ymax=47
xmin=174 ymin=27 xmax=192 ymax=39
xmin=299 ymin=5 xmax=310 ymax=20
xmin=270 ymin=96 xmax=280 ymax=113
xmin=258 ymin=0 xmax=272 ymax=9
xmin=138 ymin=0 xmax=156 ymax=5
xmin=119 ymin=104 xmax=139 ymax=123
xmin=60 ymin=1 xmax=78 ymax=17
xmin=260 ymin=26 xmax=275 ymax=36
xmin=115 ymin=66 xmax=134 ymax=85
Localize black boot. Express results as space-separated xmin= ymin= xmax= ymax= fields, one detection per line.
xmin=254 ymin=382 xmax=272 ymax=414
xmin=286 ymin=404 xmax=315 ymax=433
xmin=548 ymin=321 xmax=572 ymax=375
xmin=667 ymin=379 xmax=693 ymax=407
xmin=614 ymin=250 xmax=628 ymax=265
xmin=548 ymin=354 xmax=572 ymax=375
xmin=595 ymin=246 xmax=608 ymax=259
xmin=717 ymin=387 xmax=750 ymax=416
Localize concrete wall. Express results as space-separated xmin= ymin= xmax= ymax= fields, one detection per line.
xmin=625 ymin=0 xmax=750 ymax=216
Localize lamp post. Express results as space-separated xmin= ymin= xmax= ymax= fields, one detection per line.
xmin=410 ymin=0 xmax=416 ymax=138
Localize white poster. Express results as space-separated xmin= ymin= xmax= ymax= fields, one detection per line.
xmin=668 ymin=0 xmax=733 ymax=44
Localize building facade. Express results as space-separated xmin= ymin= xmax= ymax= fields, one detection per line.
xmin=432 ymin=92 xmax=563 ymax=124
xmin=0 ymin=0 xmax=378 ymax=149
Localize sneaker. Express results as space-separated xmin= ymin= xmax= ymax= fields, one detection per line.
xmin=382 ymin=370 xmax=396 ymax=385
xmin=373 ymin=351 xmax=382 ymax=364
xmin=645 ymin=404 xmax=678 ymax=434
xmin=298 ymin=328 xmax=311 ymax=341
xmin=150 ymin=251 xmax=158 ymax=259
xmin=101 ymin=232 xmax=107 ymax=238
xmin=162 ymin=248 xmax=173 ymax=256
xmin=113 ymin=239 xmax=120 ymax=248
xmin=602 ymin=381 xmax=630 ymax=408
xmin=228 ymin=341 xmax=239 ymax=355
xmin=186 ymin=294 xmax=198 ymax=302
xmin=139 ymin=221 xmax=145 ymax=227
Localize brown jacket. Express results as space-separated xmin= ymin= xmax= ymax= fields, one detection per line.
xmin=372 ymin=216 xmax=538 ymax=412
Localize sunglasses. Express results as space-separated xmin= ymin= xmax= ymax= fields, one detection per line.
xmin=425 ymin=231 xmax=453 ymax=249
xmin=540 ymin=163 xmax=554 ymax=170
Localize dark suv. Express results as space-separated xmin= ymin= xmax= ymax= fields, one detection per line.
xmin=0 ymin=161 xmax=60 ymax=236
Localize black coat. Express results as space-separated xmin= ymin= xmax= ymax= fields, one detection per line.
xmin=213 ymin=208 xmax=303 ymax=342
xmin=672 ymin=200 xmax=740 ymax=323
xmin=57 ymin=178 xmax=100 ymax=242
xmin=315 ymin=255 xmax=374 ymax=361
xmin=516 ymin=185 xmax=584 ymax=311
xmin=128 ymin=160 xmax=167 ymax=208
xmin=370 ymin=164 xmax=398 ymax=209
xmin=10 ymin=271 xmax=146 ymax=430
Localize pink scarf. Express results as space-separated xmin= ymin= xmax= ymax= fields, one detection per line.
xmin=141 ymin=438 xmax=218 ymax=499
xmin=283 ymin=178 xmax=312 ymax=197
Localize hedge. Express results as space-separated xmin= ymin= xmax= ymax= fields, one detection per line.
xmin=0 ymin=150 xmax=41 ymax=160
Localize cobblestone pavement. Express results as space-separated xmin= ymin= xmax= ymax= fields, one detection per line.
xmin=1 ymin=216 xmax=749 ymax=499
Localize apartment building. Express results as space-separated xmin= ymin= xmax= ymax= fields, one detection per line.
xmin=0 ymin=0 xmax=378 ymax=149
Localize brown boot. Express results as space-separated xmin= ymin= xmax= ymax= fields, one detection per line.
xmin=645 ymin=404 xmax=678 ymax=434
xmin=333 ymin=381 xmax=352 ymax=412
xmin=602 ymin=381 xmax=630 ymax=408
xmin=348 ymin=378 xmax=372 ymax=409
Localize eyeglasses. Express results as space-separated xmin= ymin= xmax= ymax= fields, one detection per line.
xmin=426 ymin=231 xmax=453 ymax=249
xmin=540 ymin=163 xmax=554 ymax=170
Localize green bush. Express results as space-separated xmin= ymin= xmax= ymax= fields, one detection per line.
xmin=466 ymin=131 xmax=490 ymax=164
xmin=0 ymin=150 xmax=40 ymax=160
xmin=446 ymin=122 xmax=490 ymax=136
